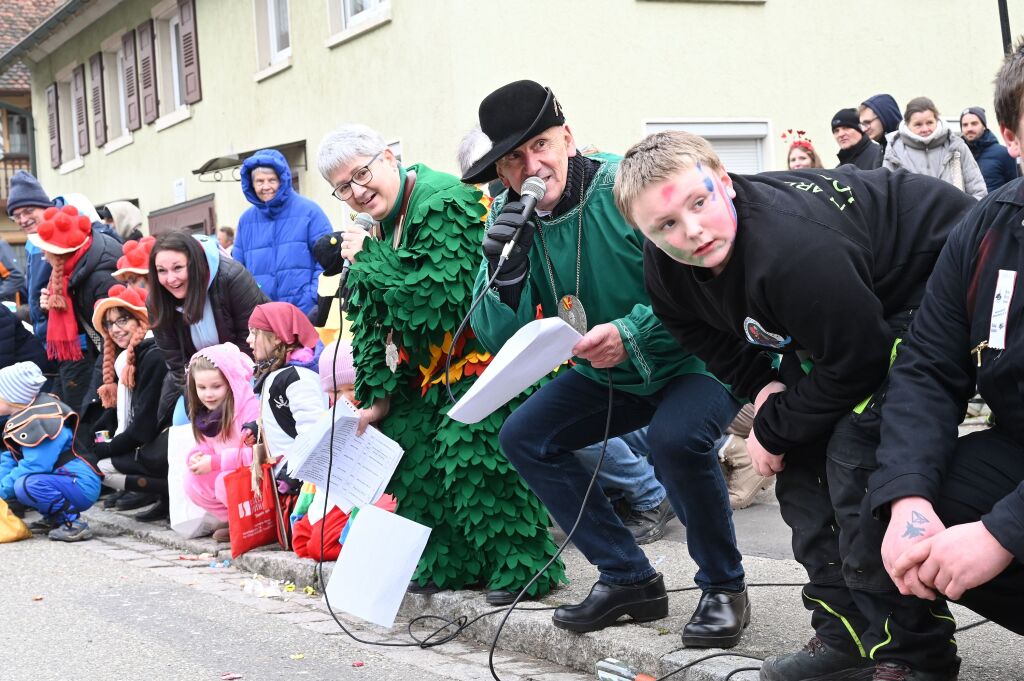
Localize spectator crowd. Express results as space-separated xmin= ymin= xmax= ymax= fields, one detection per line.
xmin=2 ymin=45 xmax=1024 ymax=681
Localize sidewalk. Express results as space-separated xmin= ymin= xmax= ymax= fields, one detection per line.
xmin=83 ymin=500 xmax=1018 ymax=681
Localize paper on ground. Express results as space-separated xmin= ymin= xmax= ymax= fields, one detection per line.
xmin=324 ymin=504 xmax=431 ymax=628
xmin=282 ymin=401 xmax=403 ymax=514
xmin=448 ymin=317 xmax=582 ymax=424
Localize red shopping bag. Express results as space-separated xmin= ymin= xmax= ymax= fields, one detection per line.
xmin=225 ymin=465 xmax=277 ymax=558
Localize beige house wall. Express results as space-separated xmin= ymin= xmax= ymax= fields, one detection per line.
xmin=25 ymin=0 xmax=1024 ymax=233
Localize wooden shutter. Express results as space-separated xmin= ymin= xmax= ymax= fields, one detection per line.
xmin=46 ymin=82 xmax=61 ymax=168
xmin=122 ymin=30 xmax=141 ymax=131
xmin=89 ymin=52 xmax=107 ymax=147
xmin=137 ymin=19 xmax=158 ymax=124
xmin=72 ymin=64 xmax=90 ymax=155
xmin=178 ymin=0 xmax=202 ymax=104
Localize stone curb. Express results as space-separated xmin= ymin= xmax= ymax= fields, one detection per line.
xmin=83 ymin=507 xmax=765 ymax=680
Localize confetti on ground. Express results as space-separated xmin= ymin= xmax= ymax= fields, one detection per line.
xmin=352 ymin=661 xmax=364 ymax=667
xmin=290 ymin=653 xmax=305 ymax=660
xmin=32 ymin=595 xmax=44 ymax=601
xmin=284 ymin=583 xmax=296 ymax=592
xmin=303 ymin=586 xmax=317 ymax=597
xmin=221 ymin=674 xmax=243 ymax=680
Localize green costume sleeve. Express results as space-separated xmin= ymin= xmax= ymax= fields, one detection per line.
xmin=610 ymin=302 xmax=681 ymax=388
xmin=469 ymin=259 xmax=539 ymax=354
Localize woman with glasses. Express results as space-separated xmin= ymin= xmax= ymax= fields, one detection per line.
xmin=147 ymin=232 xmax=268 ymax=426
xmin=88 ymin=284 xmax=173 ymax=520
xmin=312 ymin=123 xmax=566 ymax=606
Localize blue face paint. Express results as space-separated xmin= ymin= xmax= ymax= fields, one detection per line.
xmin=703 ymin=175 xmax=714 ymax=193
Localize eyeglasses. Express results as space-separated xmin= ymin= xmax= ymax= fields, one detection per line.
xmin=859 ymin=117 xmax=878 ymax=129
xmin=102 ymin=315 xmax=134 ymax=331
xmin=331 ymin=151 xmax=383 ymax=201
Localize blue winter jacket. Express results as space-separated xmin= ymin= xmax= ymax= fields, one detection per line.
xmin=24 ymin=240 xmax=52 ymax=337
xmin=967 ymin=129 xmax=1018 ymax=194
xmin=235 ymin=149 xmax=332 ymax=315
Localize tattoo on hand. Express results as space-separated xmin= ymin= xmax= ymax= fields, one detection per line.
xmin=903 ymin=523 xmax=925 ymax=538
xmin=902 ymin=511 xmax=930 ymax=539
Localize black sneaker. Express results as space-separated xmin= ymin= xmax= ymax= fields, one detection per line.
xmin=102 ymin=490 xmax=126 ymax=509
xmin=872 ymin=662 xmax=959 ymax=681
xmin=29 ymin=516 xmax=61 ymax=533
xmin=760 ymin=636 xmax=873 ymax=680
xmin=623 ymin=499 xmax=675 ymax=545
xmin=116 ymin=491 xmax=159 ymax=511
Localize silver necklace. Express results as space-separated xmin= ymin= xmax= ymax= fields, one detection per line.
xmin=536 ymin=171 xmax=588 ymax=335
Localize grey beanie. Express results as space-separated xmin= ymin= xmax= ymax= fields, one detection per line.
xmin=0 ymin=361 xmax=46 ymax=406
xmin=6 ymin=170 xmax=51 ymax=217
xmin=960 ymin=106 xmax=988 ymax=129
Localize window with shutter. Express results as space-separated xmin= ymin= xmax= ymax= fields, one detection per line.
xmin=137 ymin=19 xmax=159 ymax=124
xmin=90 ymin=53 xmax=107 ymax=147
xmin=71 ymin=64 xmax=90 ymax=156
xmin=46 ymin=83 xmax=61 ymax=169
xmin=178 ymin=0 xmax=202 ymax=103
xmin=644 ymin=121 xmax=769 ymax=174
xmin=122 ymin=30 xmax=141 ymax=131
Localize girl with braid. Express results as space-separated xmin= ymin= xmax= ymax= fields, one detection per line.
xmin=91 ymin=285 xmax=172 ymax=520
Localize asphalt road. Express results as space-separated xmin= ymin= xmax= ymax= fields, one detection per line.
xmin=4 ymin=534 xmax=587 ymax=681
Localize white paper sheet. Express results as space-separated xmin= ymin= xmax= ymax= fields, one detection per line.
xmin=448 ymin=317 xmax=583 ymax=424
xmin=324 ymin=504 xmax=431 ymax=628
xmin=283 ymin=403 xmax=404 ymax=513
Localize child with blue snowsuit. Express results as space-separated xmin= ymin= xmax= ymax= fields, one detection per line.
xmin=0 ymin=361 xmax=102 ymax=541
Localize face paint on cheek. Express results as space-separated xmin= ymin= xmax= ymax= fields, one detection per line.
xmin=711 ymin=175 xmax=738 ymax=225
xmin=650 ymin=231 xmax=705 ymax=266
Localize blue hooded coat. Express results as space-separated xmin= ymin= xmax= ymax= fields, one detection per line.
xmin=235 ymin=149 xmax=332 ymax=315
xmin=966 ymin=128 xmax=1018 ymax=194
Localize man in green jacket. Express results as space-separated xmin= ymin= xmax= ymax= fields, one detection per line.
xmin=464 ymin=80 xmax=748 ymax=645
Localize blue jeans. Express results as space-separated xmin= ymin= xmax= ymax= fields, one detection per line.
xmin=575 ymin=428 xmax=666 ymax=511
xmin=499 ymin=368 xmax=744 ymax=589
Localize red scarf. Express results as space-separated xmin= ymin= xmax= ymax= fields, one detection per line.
xmin=45 ymin=238 xmax=91 ymax=361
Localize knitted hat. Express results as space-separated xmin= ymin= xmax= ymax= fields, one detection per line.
xmin=248 ymin=302 xmax=320 ymax=349
xmin=113 ymin=236 xmax=156 ymax=280
xmin=960 ymin=106 xmax=987 ymax=129
xmin=0 ymin=361 xmax=46 ymax=406
xmin=320 ymin=340 xmax=355 ymax=391
xmin=92 ymin=284 xmax=149 ymax=337
xmin=5 ymin=171 xmax=51 ymax=217
xmin=27 ymin=205 xmax=93 ymax=254
xmin=830 ymin=108 xmax=861 ymax=132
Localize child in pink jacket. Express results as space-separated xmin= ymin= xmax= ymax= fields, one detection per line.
xmin=182 ymin=343 xmax=259 ymax=538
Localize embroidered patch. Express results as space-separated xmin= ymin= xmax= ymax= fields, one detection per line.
xmin=743 ymin=317 xmax=791 ymax=349
xmin=272 ymin=395 xmax=289 ymax=409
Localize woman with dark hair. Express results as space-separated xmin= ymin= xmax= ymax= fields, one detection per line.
xmin=883 ymin=96 xmax=988 ymax=199
xmin=148 ymin=232 xmax=267 ymax=424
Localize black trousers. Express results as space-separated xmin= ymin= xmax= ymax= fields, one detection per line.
xmin=930 ymin=427 xmax=1024 ymax=635
xmin=110 ymin=429 xmax=170 ymax=496
xmin=775 ymin=310 xmax=958 ymax=672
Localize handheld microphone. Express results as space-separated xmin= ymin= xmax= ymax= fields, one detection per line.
xmin=499 ymin=176 xmax=546 ymax=261
xmin=338 ymin=212 xmax=375 ymax=311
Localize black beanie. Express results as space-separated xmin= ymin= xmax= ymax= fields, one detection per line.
xmin=830 ymin=108 xmax=861 ymax=132
xmin=6 ymin=170 xmax=51 ymax=217
xmin=960 ymin=106 xmax=987 ymax=129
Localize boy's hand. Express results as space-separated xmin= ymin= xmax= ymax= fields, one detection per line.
xmin=39 ymin=288 xmax=50 ymax=311
xmin=894 ymin=522 xmax=1014 ymax=601
xmin=572 ymin=324 xmax=626 ymax=368
xmin=747 ymin=429 xmax=785 ymax=477
xmin=882 ymin=496 xmax=944 ymax=598
xmin=748 ymin=380 xmax=787 ymax=476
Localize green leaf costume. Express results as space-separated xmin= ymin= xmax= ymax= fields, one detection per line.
xmin=346 ymin=164 xmax=566 ymax=594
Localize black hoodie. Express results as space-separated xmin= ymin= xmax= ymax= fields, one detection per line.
xmin=644 ymin=167 xmax=974 ymax=455
xmin=836 ymin=133 xmax=883 ymax=170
